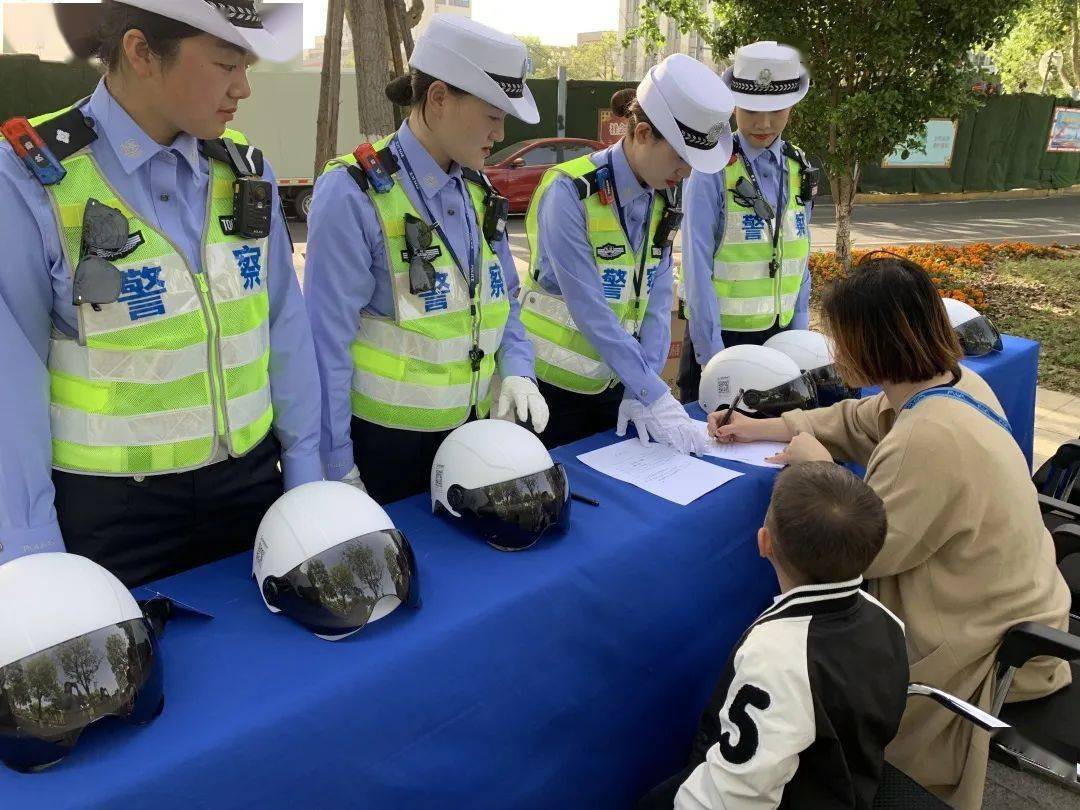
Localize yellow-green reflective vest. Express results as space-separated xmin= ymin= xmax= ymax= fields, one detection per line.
xmin=712 ymin=155 xmax=810 ymax=331
xmin=11 ymin=109 xmax=272 ymax=475
xmin=324 ymin=136 xmax=511 ymax=432
xmin=521 ymin=155 xmax=665 ymax=395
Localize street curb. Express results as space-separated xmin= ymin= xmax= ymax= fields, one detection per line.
xmin=840 ymin=184 xmax=1080 ymax=206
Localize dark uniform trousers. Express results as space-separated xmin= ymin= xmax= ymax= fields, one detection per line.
xmin=677 ymin=320 xmax=792 ymax=404
xmin=536 ymin=380 xmax=625 ymax=451
xmin=54 ymin=434 xmax=284 ymax=587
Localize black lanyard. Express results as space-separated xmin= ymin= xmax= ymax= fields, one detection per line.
xmin=606 ymin=153 xmax=655 ymax=310
xmin=392 ymin=136 xmax=479 ymax=297
xmin=736 ymin=140 xmax=785 ymax=276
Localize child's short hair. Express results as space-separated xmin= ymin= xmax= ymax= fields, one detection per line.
xmin=765 ymin=463 xmax=887 ymax=583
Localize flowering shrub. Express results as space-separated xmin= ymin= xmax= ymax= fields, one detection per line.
xmin=809 ymin=242 xmax=1072 ymax=309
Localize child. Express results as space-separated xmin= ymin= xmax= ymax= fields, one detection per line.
xmin=649 ymin=462 xmax=908 ymax=808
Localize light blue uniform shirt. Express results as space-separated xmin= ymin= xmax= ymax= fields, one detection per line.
xmin=304 ymin=121 xmax=535 ymax=482
xmin=683 ymin=133 xmax=813 ymax=364
xmin=0 ymin=80 xmax=323 ymax=565
xmin=533 ymin=140 xmax=675 ymax=406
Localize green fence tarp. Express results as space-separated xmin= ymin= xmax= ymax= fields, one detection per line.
xmin=861 ymin=93 xmax=1080 ymax=194
xmin=0 ymin=55 xmax=100 ymax=123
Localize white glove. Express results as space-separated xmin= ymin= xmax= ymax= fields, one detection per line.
xmin=616 ymin=397 xmax=652 ymax=446
xmin=643 ymin=392 xmax=709 ymax=456
xmin=493 ymin=376 xmax=550 ymax=433
xmin=341 ymin=465 xmax=367 ymax=493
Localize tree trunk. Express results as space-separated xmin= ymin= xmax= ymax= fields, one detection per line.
xmin=345 ymin=0 xmax=396 ymax=141
xmin=313 ymin=0 xmax=346 ymax=179
xmin=1067 ymin=4 xmax=1080 ymax=96
xmin=831 ymin=165 xmax=858 ymax=272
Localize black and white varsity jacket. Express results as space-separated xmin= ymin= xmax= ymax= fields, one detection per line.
xmin=676 ymin=578 xmax=909 ymax=809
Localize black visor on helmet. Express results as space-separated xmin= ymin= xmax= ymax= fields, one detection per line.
xmin=955 ymin=316 xmax=1002 ymax=356
xmin=0 ymin=618 xmax=163 ymax=773
xmin=807 ymin=364 xmax=860 ymax=407
xmin=446 ymin=464 xmax=571 ymax=552
xmin=740 ymin=373 xmax=819 ymax=418
xmin=262 ymin=530 xmax=420 ymax=640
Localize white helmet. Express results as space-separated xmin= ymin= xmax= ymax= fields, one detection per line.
xmin=253 ymin=482 xmax=419 ymax=641
xmin=941 ymin=297 xmax=1002 ymax=356
xmin=699 ymin=344 xmax=818 ymax=417
xmin=431 ymin=420 xmax=571 ymax=551
xmin=764 ymin=330 xmax=860 ymax=407
xmin=0 ymin=553 xmax=163 ymax=772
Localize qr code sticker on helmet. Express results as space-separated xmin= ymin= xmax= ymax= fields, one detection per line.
xmin=717 ymin=377 xmax=731 ymax=396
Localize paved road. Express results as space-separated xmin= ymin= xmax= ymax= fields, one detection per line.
xmin=290 ymin=193 xmax=1080 ymax=271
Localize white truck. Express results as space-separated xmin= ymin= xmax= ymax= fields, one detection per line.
xmin=233 ymin=70 xmax=364 ymax=221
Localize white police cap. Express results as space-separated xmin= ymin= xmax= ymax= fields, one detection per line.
xmin=112 ymin=1 xmax=302 ymax=63
xmin=637 ymin=54 xmax=735 ymax=174
xmin=722 ymin=41 xmax=810 ymax=112
xmin=409 ymin=15 xmax=539 ymax=125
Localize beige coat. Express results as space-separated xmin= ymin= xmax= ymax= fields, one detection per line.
xmin=782 ymin=368 xmax=1071 ymax=808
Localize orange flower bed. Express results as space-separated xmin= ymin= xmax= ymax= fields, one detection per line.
xmin=809 ymin=242 xmax=1072 ymax=309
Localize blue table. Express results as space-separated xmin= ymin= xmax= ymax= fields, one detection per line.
xmin=1 ymin=336 xmax=1037 ymax=807
xmin=861 ymin=335 xmax=1039 ymax=467
xmin=959 ymin=335 xmax=1039 ymax=467
xmin=2 ymin=432 xmax=780 ymax=809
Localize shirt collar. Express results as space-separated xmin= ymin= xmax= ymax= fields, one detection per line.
xmin=736 ymin=131 xmax=784 ymax=166
xmin=396 ymin=120 xmax=462 ymax=199
xmin=85 ymin=79 xmax=202 ymax=182
xmin=608 ymin=139 xmax=650 ymax=206
xmin=770 ymin=576 xmax=864 ymax=606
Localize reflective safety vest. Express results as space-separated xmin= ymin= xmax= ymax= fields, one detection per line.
xmin=6 ymin=107 xmax=273 ymax=475
xmin=712 ymin=155 xmax=810 ymax=332
xmin=325 ymin=136 xmax=511 ymax=432
xmin=521 ymin=155 xmax=666 ymax=395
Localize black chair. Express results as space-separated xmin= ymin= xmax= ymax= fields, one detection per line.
xmin=1033 ymin=439 xmax=1080 ymax=511
xmin=989 ymin=622 xmax=1080 ymax=793
xmin=874 ymin=683 xmax=1010 ymax=808
xmin=1040 ymin=493 xmax=1080 ymax=616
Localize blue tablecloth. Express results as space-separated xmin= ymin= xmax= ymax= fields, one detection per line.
xmin=1 ymin=336 xmax=1038 ymax=807
xmin=2 ymin=433 xmax=780 ymax=809
xmin=861 ymin=335 xmax=1039 ymax=467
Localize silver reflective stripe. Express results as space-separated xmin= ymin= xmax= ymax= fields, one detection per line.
xmin=718 ymin=296 xmax=779 ymax=316
xmin=356 ymin=319 xmax=501 ymax=364
xmin=781 ymin=257 xmax=808 ymax=279
xmin=79 ymin=257 xmax=204 ymax=337
xmin=351 ymin=371 xmax=477 ymax=410
xmin=532 ymin=334 xmax=612 ymax=380
xmin=51 ymin=403 xmax=214 ymax=446
xmin=522 ymin=289 xmax=575 ymax=328
xmin=712 ymin=260 xmax=771 ymax=281
xmin=49 ymin=327 xmax=267 ymax=384
xmin=226 ymin=386 xmax=272 ymax=429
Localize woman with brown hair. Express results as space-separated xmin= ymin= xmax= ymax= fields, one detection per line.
xmin=709 ymin=253 xmax=1071 ymax=807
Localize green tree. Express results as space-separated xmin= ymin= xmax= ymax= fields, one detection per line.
xmin=566 ymin=33 xmax=623 ymax=80
xmin=58 ymin=636 xmax=105 ymax=705
xmin=630 ymin=0 xmax=1027 ymax=269
xmin=3 ymin=662 xmax=31 ymax=709
xmin=991 ymin=0 xmax=1079 ymax=94
xmin=521 ymin=36 xmax=564 ymax=78
xmin=105 ymin=633 xmax=131 ymax=694
xmin=25 ymin=657 xmax=61 ymax=723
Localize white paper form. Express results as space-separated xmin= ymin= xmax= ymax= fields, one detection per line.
xmin=702 ymin=439 xmax=789 ymax=469
xmin=576 ymin=439 xmax=743 ymax=506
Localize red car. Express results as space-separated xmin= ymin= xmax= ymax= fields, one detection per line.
xmin=485 ymin=138 xmax=605 ymax=213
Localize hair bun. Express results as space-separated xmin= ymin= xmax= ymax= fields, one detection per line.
xmin=610 ymin=88 xmax=637 ymax=118
xmin=385 ymin=74 xmax=414 ymax=106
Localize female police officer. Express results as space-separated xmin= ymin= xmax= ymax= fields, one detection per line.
xmin=304 ymin=16 xmax=548 ymax=504
xmin=0 ymin=1 xmax=321 ymax=585
xmin=519 ymin=55 xmax=734 ymax=452
xmin=678 ymin=41 xmax=816 ymax=402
